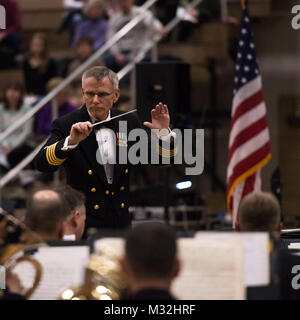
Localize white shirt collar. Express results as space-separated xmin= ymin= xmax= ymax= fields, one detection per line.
xmin=87 ymin=109 xmax=111 ymax=124
xmin=63 ymin=234 xmax=76 ymax=241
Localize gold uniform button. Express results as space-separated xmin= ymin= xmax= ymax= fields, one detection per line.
xmin=120 ymin=186 xmax=125 ymax=191
xmin=121 ymin=203 xmax=125 ymax=209
xmin=94 ymin=205 xmax=100 ymax=210
xmin=88 ymin=170 xmax=93 ymax=175
xmin=105 ymin=190 xmax=110 ymax=195
xmin=91 ymin=188 xmax=96 ymax=193
xmin=125 ymin=169 xmax=128 ymax=174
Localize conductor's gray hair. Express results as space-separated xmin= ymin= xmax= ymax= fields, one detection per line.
xmin=82 ymin=66 xmax=119 ymax=89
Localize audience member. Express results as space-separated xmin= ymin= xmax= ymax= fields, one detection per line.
xmin=103 ymin=0 xmax=165 ymax=74
xmin=103 ymin=0 xmax=119 ymax=18
xmin=72 ymin=0 xmax=108 ymax=52
xmin=54 ymin=185 xmax=86 ymax=240
xmin=25 ymin=190 xmax=70 ymax=241
xmin=57 ymin=0 xmax=86 ymax=44
xmin=68 ymin=36 xmax=102 ymax=86
xmin=237 ymin=192 xmax=282 ymax=232
xmin=35 ymin=77 xmax=77 ymax=138
xmin=0 ymin=81 xmax=33 ymax=171
xmin=176 ymin=0 xmax=239 ymax=42
xmin=135 ymin=0 xmax=178 ymax=26
xmin=23 ymin=33 xmax=57 ymax=96
xmin=121 ymin=222 xmax=181 ymax=300
xmin=0 ymin=0 xmax=22 ymax=68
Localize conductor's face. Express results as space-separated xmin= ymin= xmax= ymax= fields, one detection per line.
xmin=82 ymin=76 xmax=120 ymax=121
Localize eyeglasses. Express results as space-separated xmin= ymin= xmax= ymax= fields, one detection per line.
xmin=83 ymin=90 xmax=115 ymax=99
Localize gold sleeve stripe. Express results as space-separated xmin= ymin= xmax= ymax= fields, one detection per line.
xmin=47 ymin=144 xmax=59 ymax=165
xmin=45 ymin=142 xmax=66 ymax=166
xmin=47 ymin=145 xmax=57 ymax=164
xmin=157 ymin=145 xmax=178 ymax=158
xmin=49 ymin=144 xmax=62 ymax=165
xmin=46 ymin=144 xmax=62 ymax=166
xmin=50 ymin=144 xmax=66 ymax=165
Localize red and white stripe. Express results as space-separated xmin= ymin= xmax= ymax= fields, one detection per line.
xmin=227 ymin=76 xmax=271 ymax=228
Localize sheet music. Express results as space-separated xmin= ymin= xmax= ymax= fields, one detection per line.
xmin=172 ymin=238 xmax=245 ymax=300
xmin=13 ymin=246 xmax=89 ymax=300
xmin=195 ymin=232 xmax=270 ymax=287
xmin=93 ymin=238 xmax=125 ymax=257
xmin=288 ymin=243 xmax=300 ymax=250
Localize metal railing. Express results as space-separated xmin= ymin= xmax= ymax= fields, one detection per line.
xmin=0 ymin=0 xmax=159 ymax=145
xmin=0 ymin=0 xmax=203 ymax=188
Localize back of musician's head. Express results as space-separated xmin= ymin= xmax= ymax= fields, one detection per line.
xmin=25 ymin=190 xmax=69 ymax=239
xmin=54 ymin=185 xmax=86 ymax=240
xmin=124 ymin=222 xmax=178 ymax=279
xmin=238 ymin=192 xmax=281 ymax=232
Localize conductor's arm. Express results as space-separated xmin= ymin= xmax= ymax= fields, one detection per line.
xmin=34 ymin=120 xmax=93 ymax=172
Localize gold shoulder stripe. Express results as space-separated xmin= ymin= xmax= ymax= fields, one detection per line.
xmin=45 ymin=142 xmax=66 ymax=166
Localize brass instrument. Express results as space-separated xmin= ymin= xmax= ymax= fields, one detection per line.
xmin=0 ymin=209 xmax=43 ymax=299
xmin=59 ymin=243 xmax=128 ymax=300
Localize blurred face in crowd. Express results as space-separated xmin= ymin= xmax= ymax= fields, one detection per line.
xmin=5 ymin=88 xmax=22 ymax=109
xmin=77 ymin=42 xmax=93 ymax=60
xmin=87 ymin=2 xmax=103 ymax=19
xmin=82 ymin=76 xmax=120 ymax=121
xmin=118 ymin=0 xmax=134 ymax=14
xmin=30 ymin=35 xmax=46 ymax=57
xmin=56 ymin=90 xmax=67 ymax=107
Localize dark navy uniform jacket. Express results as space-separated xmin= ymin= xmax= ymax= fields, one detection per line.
xmin=34 ymin=105 xmax=176 ymax=231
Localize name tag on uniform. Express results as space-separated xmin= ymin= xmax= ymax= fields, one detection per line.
xmin=116 ymin=132 xmax=127 ymax=147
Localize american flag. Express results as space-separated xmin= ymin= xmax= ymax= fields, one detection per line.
xmin=226 ymin=1 xmax=271 ymax=229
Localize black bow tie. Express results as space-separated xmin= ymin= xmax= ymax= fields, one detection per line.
xmin=93 ymin=119 xmax=117 ymax=131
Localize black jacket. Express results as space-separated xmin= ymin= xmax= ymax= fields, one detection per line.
xmin=33 ymin=105 xmax=176 ymax=230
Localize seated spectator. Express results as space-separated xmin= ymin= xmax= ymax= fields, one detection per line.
xmin=57 ymin=0 xmax=85 ymax=44
xmin=103 ymin=0 xmax=165 ymax=75
xmin=103 ymin=0 xmax=119 ymax=18
xmin=68 ymin=36 xmax=103 ymax=90
xmin=72 ymin=0 xmax=108 ymax=52
xmin=237 ymin=192 xmax=282 ymax=232
xmin=0 ymin=81 xmax=33 ymax=171
xmin=54 ymin=185 xmax=86 ymax=241
xmin=35 ymin=77 xmax=77 ymax=138
xmin=24 ymin=190 xmax=70 ymax=241
xmin=0 ymin=0 xmax=22 ymax=68
xmin=135 ymin=0 xmax=178 ymax=25
xmin=121 ymin=222 xmax=181 ymax=300
xmin=23 ymin=33 xmax=57 ymax=96
xmin=176 ymin=0 xmax=239 ymax=42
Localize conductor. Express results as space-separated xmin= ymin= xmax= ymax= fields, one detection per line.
xmin=34 ymin=66 xmax=176 ymax=232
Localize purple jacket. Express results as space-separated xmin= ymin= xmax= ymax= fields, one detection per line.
xmin=36 ymin=102 xmax=77 ymax=136
xmin=72 ymin=18 xmax=108 ymax=51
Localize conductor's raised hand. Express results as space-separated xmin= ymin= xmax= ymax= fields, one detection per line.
xmin=69 ymin=121 xmax=93 ymax=145
xmin=143 ymin=102 xmax=170 ymax=131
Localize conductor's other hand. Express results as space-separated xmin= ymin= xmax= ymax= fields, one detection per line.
xmin=69 ymin=121 xmax=93 ymax=145
xmin=143 ymin=102 xmax=170 ymax=131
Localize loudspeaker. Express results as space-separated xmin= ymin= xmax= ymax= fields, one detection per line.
xmin=135 ymin=62 xmax=191 ymax=123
